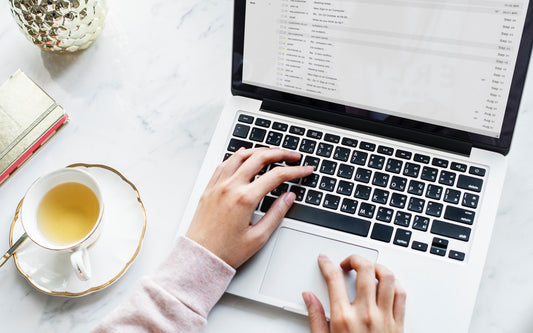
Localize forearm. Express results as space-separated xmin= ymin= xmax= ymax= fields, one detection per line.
xmin=93 ymin=236 xmax=235 ymax=333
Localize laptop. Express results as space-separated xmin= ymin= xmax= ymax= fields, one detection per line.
xmin=178 ymin=1 xmax=533 ymax=331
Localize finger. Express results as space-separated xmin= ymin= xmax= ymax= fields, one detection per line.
xmin=234 ymin=148 xmax=302 ymax=182
xmin=374 ymin=264 xmax=396 ymax=312
xmin=318 ymin=254 xmax=351 ymax=315
xmin=249 ymin=192 xmax=295 ymax=246
xmin=303 ymin=292 xmax=329 ymax=333
xmin=218 ymin=147 xmax=256 ymax=181
xmin=392 ymin=280 xmax=407 ymax=325
xmin=340 ymin=255 xmax=377 ymax=306
xmin=250 ymin=165 xmax=314 ymax=200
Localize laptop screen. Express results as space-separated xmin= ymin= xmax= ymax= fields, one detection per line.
xmin=232 ymin=0 xmax=533 ymax=154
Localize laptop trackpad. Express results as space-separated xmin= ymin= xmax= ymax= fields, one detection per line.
xmin=260 ymin=227 xmax=379 ymax=317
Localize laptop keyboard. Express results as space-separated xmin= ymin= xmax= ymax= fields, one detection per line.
xmin=224 ymin=112 xmax=487 ymax=263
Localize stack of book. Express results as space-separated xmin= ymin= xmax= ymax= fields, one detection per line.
xmin=0 ymin=70 xmax=68 ymax=185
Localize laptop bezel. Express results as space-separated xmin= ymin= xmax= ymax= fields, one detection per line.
xmin=230 ymin=0 xmax=533 ymax=156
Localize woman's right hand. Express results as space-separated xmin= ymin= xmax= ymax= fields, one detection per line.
xmin=303 ymin=255 xmax=406 ymax=333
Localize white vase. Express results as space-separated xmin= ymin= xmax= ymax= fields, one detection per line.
xmin=9 ymin=0 xmax=107 ymax=53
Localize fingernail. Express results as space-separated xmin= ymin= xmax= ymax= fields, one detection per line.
xmin=282 ymin=191 xmax=296 ymax=205
xmin=302 ymin=292 xmax=311 ymax=307
xmin=318 ymin=254 xmax=328 ymax=262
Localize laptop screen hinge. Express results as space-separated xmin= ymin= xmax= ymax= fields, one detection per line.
xmin=260 ymin=99 xmax=473 ymax=157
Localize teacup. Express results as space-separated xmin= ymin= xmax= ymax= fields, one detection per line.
xmin=20 ymin=168 xmax=104 ymax=281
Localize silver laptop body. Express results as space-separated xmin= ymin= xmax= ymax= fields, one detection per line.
xmin=178 ymin=1 xmax=533 ymax=331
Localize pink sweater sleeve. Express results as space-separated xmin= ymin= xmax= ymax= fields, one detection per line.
xmin=92 ymin=236 xmax=236 ymax=333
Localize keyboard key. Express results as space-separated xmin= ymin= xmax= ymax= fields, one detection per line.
xmin=393 ymin=229 xmax=412 ymax=247
xmin=377 ymin=145 xmax=394 ymax=155
xmin=432 ymin=237 xmax=449 ymax=249
xmin=421 ymin=167 xmax=438 ymax=182
xmin=444 ymin=189 xmax=461 ymax=204
xmin=299 ymin=139 xmax=317 ymax=154
xmin=413 ymin=216 xmax=430 ymax=231
xmin=444 ymin=206 xmax=475 ymax=225
xmin=413 ymin=153 xmax=430 ymax=164
xmin=469 ymin=166 xmax=486 ymax=177
xmin=372 ymin=188 xmax=390 ymax=204
xmin=386 ymin=158 xmax=403 ymax=174
xmin=358 ymin=202 xmax=376 ymax=218
xmin=390 ymin=176 xmax=407 ymax=192
xmin=316 ymin=143 xmax=333 ymax=158
xmin=282 ymin=135 xmax=300 ymax=150
xmin=395 ymin=150 xmax=412 ymax=160
xmin=342 ymin=137 xmax=358 ymax=147
xmin=390 ymin=193 xmax=407 ymax=208
xmin=250 ymin=127 xmax=267 ymax=142
xmin=289 ymin=125 xmax=305 ymax=135
xmin=290 ymin=186 xmax=306 ymax=201
xmin=403 ymin=162 xmax=421 ymax=178
xmin=238 ymin=114 xmax=254 ymax=124
xmin=305 ymin=190 xmax=323 ymax=205
xmin=350 ymin=150 xmax=368 ymax=165
xmin=372 ymin=172 xmax=389 ymax=187
xmin=324 ymin=133 xmax=340 ymax=143
xmin=439 ymin=171 xmax=457 ymax=186
xmin=337 ymin=180 xmax=354 ymax=196
xmin=408 ymin=180 xmax=425 ymax=196
xmin=359 ymin=141 xmax=376 ymax=151
xmin=333 ymin=147 xmax=350 ymax=162
xmin=355 ymin=168 xmax=372 ymax=183
xmin=255 ymin=118 xmax=271 ymax=128
xmin=258 ymin=164 xmax=269 ymax=175
xmin=451 ymin=162 xmax=467 ymax=172
xmin=261 ymin=197 xmax=371 ymax=237
xmin=371 ymin=223 xmax=394 ymax=243
xmin=307 ymin=129 xmax=323 ymax=140
xmin=303 ymin=156 xmax=321 ymax=171
xmin=223 ymin=153 xmax=232 ymax=161
xmin=394 ymin=211 xmax=412 ymax=227
xmin=368 ymin=154 xmax=385 ymax=170
xmin=449 ymin=250 xmax=465 ymax=261
xmin=301 ymin=173 xmax=320 ymax=188
xmin=286 ymin=156 xmax=302 ymax=166
xmin=457 ymin=175 xmax=483 ymax=193
xmin=412 ymin=241 xmax=428 ymax=252
xmin=431 ymin=220 xmax=471 ymax=241
xmin=337 ymin=164 xmax=355 ymax=179
xmin=272 ymin=122 xmax=288 ymax=131
xmin=319 ymin=176 xmax=337 ymax=192
xmin=426 ymin=184 xmax=443 ymax=200
xmin=426 ymin=201 xmax=443 ymax=217
xmin=432 ymin=158 xmax=449 ymax=168
xmin=408 ymin=197 xmax=425 ymax=213
xmin=462 ymin=193 xmax=480 ymax=209
xmin=430 ymin=246 xmax=446 ymax=256
xmin=354 ymin=184 xmax=372 ymax=200
xmin=266 ymin=131 xmax=283 ymax=146
xmin=320 ymin=160 xmax=337 ymax=175
xmin=271 ymin=183 xmax=289 ymax=196
xmin=227 ymin=138 xmax=253 ymax=152
xmin=323 ymin=194 xmax=340 ymax=210
xmin=233 ymin=123 xmax=250 ymax=138
xmin=376 ymin=207 xmax=394 ymax=223
xmin=340 ymin=198 xmax=358 ymax=214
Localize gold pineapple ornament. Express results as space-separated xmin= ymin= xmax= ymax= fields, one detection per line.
xmin=9 ymin=0 xmax=107 ymax=52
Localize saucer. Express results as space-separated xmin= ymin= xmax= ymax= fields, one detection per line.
xmin=9 ymin=163 xmax=147 ymax=296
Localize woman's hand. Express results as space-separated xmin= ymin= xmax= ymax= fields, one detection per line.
xmin=303 ymin=255 xmax=406 ymax=333
xmin=186 ymin=147 xmax=314 ymax=268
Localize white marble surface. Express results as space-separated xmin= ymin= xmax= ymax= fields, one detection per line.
xmin=0 ymin=0 xmax=532 ymax=332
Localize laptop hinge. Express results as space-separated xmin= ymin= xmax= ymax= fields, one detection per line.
xmin=261 ymin=99 xmax=473 ymax=156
